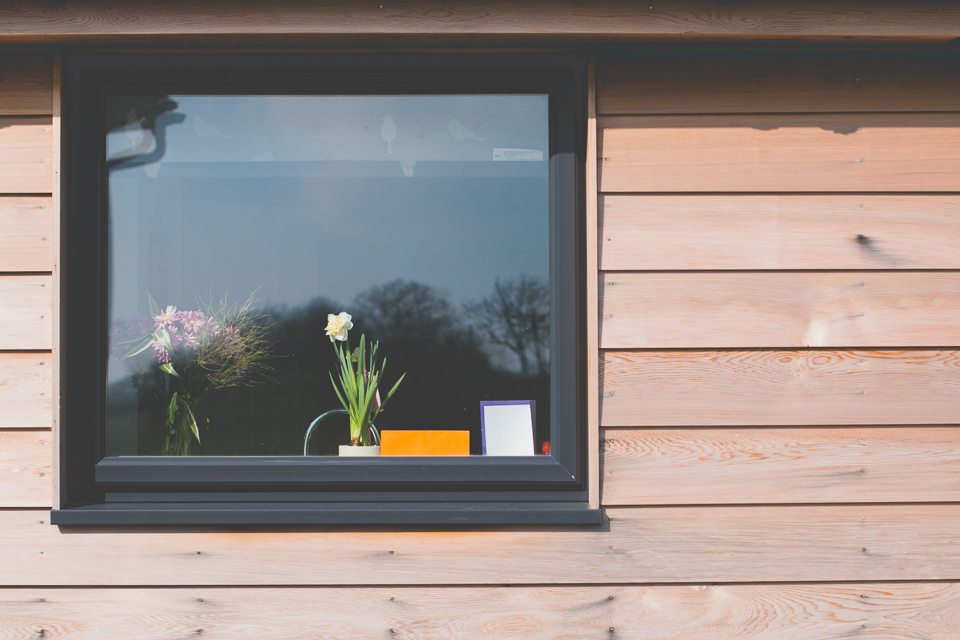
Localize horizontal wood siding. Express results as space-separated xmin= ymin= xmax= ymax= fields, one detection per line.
xmin=601 ymin=350 xmax=960 ymax=427
xmin=0 ymin=196 xmax=53 ymax=272
xmin=0 ymin=55 xmax=51 ymax=115
xmin=0 ymin=38 xmax=956 ymax=640
xmin=600 ymin=272 xmax=960 ymax=349
xmin=0 ymin=117 xmax=51 ymax=193
xmin=2 ymin=2 xmax=960 ymax=41
xmin=602 ymin=427 xmax=960 ymax=505
xmin=3 ymin=584 xmax=960 ymax=639
xmin=599 ymin=195 xmax=960 ymax=271
xmin=0 ymin=275 xmax=52 ymax=349
xmin=0 ymin=430 xmax=51 ymax=508
xmin=598 ymin=50 xmax=960 ymax=115
xmin=0 ymin=353 xmax=52 ymax=429
xmin=598 ymin=114 xmax=960 ymax=192
xmin=5 ymin=506 xmax=960 ymax=584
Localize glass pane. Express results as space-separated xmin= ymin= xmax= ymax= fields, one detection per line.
xmin=105 ymin=94 xmax=550 ymax=457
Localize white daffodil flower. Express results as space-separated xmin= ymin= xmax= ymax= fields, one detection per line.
xmin=325 ymin=312 xmax=353 ymax=342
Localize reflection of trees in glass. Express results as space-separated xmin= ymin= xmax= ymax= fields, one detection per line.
xmin=352 ymin=280 xmax=459 ymax=344
xmin=108 ymin=278 xmax=551 ymax=456
xmin=464 ymin=275 xmax=549 ymax=376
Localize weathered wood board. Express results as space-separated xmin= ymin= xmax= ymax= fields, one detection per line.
xmin=1 ymin=1 xmax=960 ymax=41
xmin=600 ymin=350 xmax=960 ymax=427
xmin=0 ymin=196 xmax=53 ymax=272
xmin=598 ymin=50 xmax=960 ymax=115
xmin=602 ymin=427 xmax=960 ymax=505
xmin=0 ymin=353 xmax=52 ymax=430
xmin=0 ymin=275 xmax=52 ymax=349
xmin=598 ymin=114 xmax=960 ymax=192
xmin=2 ymin=583 xmax=960 ymax=639
xmin=599 ymin=195 xmax=960 ymax=271
xmin=600 ymin=272 xmax=960 ymax=349
xmin=0 ymin=430 xmax=51 ymax=508
xmin=0 ymin=117 xmax=51 ymax=193
xmin=5 ymin=506 xmax=960 ymax=584
xmin=0 ymin=55 xmax=52 ymax=115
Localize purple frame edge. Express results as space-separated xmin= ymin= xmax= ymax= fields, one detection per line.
xmin=479 ymin=399 xmax=537 ymax=456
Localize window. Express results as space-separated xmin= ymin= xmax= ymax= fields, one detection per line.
xmin=55 ymin=53 xmax=595 ymax=524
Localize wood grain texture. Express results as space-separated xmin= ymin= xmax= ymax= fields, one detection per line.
xmin=51 ymin=51 xmax=61 ymax=510
xmin=0 ymin=430 xmax=51 ymax=508
xmin=602 ymin=427 xmax=960 ymax=506
xmin=0 ymin=196 xmax=52 ymax=272
xmin=586 ymin=55 xmax=600 ymax=510
xmin=0 ymin=117 xmax=51 ymax=193
xmin=600 ymin=350 xmax=960 ymax=427
xmin=598 ymin=114 xmax=960 ymax=192
xmin=0 ymin=55 xmax=51 ymax=115
xmin=0 ymin=354 xmax=51 ymax=430
xmin=598 ymin=49 xmax=960 ymax=115
xmin=599 ymin=195 xmax=960 ymax=271
xmin=600 ymin=272 xmax=960 ymax=349
xmin=0 ymin=276 xmax=52 ymax=349
xmin=7 ymin=506 xmax=960 ymax=584
xmin=2 ymin=2 xmax=960 ymax=41
xmin=2 ymin=583 xmax=960 ymax=639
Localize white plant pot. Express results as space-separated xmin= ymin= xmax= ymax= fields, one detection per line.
xmin=338 ymin=445 xmax=381 ymax=457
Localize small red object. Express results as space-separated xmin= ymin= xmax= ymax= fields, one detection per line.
xmin=541 ymin=441 xmax=551 ymax=454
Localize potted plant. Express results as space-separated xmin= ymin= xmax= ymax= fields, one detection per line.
xmin=326 ymin=312 xmax=405 ymax=456
xmin=113 ymin=293 xmax=273 ymax=455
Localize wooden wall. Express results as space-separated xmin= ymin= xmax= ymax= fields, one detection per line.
xmin=3 ymin=47 xmax=960 ymax=638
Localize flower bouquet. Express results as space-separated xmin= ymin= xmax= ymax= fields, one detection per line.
xmin=325 ymin=312 xmax=405 ymax=452
xmin=111 ymin=293 xmax=272 ymax=455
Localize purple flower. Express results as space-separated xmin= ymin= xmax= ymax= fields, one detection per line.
xmin=153 ymin=305 xmax=178 ymax=329
xmin=152 ymin=343 xmax=171 ymax=363
xmin=181 ymin=332 xmax=199 ymax=349
xmin=179 ymin=310 xmax=208 ymax=334
xmin=128 ymin=313 xmax=152 ymax=335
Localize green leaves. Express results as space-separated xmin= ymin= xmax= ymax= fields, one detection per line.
xmin=166 ymin=392 xmax=179 ymax=435
xmin=328 ymin=332 xmax=405 ymax=444
xmin=181 ymin=399 xmax=200 ymax=444
xmin=159 ymin=362 xmax=180 ymax=378
xmin=164 ymin=391 xmax=200 ymax=445
xmin=147 ymin=291 xmax=161 ymax=317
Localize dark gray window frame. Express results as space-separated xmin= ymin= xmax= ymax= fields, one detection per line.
xmin=53 ymin=52 xmax=597 ymax=526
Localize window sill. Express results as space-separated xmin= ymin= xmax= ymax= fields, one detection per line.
xmin=50 ymin=502 xmax=602 ymax=526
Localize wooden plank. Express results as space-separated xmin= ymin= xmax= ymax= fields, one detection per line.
xmin=0 ymin=276 xmax=52 ymax=350
xmin=0 ymin=117 xmax=51 ymax=193
xmin=602 ymin=427 xmax=960 ymax=506
xmin=0 ymin=353 xmax=51 ymax=430
xmin=6 ymin=506 xmax=960 ymax=584
xmin=599 ymin=195 xmax=960 ymax=271
xmin=600 ymin=272 xmax=960 ymax=349
xmin=0 ymin=430 xmax=51 ymax=508
xmin=0 ymin=196 xmax=52 ymax=272
xmin=2 ymin=2 xmax=960 ymax=41
xmin=598 ymin=114 xmax=960 ymax=192
xmin=586 ymin=54 xmax=600 ymax=510
xmin=3 ymin=583 xmax=960 ymax=639
xmin=0 ymin=54 xmax=52 ymax=115
xmin=598 ymin=50 xmax=960 ymax=115
xmin=51 ymin=51 xmax=61 ymax=511
xmin=601 ymin=350 xmax=960 ymax=427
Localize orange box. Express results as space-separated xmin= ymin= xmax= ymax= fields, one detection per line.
xmin=380 ymin=430 xmax=470 ymax=456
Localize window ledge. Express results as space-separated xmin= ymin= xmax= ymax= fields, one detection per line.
xmin=50 ymin=502 xmax=602 ymax=526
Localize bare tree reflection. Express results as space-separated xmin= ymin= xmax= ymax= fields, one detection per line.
xmin=464 ymin=275 xmax=549 ymax=375
xmin=353 ymin=279 xmax=459 ymax=344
